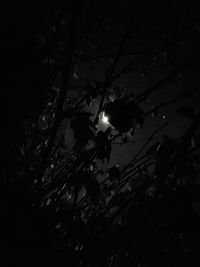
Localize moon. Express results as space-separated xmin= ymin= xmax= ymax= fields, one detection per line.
xmin=102 ymin=112 xmax=110 ymax=125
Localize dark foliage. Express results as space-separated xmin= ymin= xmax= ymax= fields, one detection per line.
xmin=3 ymin=1 xmax=200 ymax=267
xmin=104 ymin=98 xmax=144 ymax=133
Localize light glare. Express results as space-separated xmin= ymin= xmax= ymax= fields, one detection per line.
xmin=102 ymin=112 xmax=109 ymax=124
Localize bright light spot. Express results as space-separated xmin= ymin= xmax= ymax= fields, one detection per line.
xmin=102 ymin=112 xmax=110 ymax=124
xmin=50 ymin=163 xmax=54 ymax=169
xmin=46 ymin=198 xmax=51 ymax=206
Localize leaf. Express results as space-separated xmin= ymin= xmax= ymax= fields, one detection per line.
xmin=104 ymin=97 xmax=144 ymax=133
xmin=122 ymin=134 xmax=128 ymax=143
xmin=151 ymin=106 xmax=158 ymax=118
xmin=96 ymin=130 xmax=112 ymax=162
xmin=71 ymin=111 xmax=96 ymax=149
xmin=19 ymin=145 xmax=26 ymax=156
xmin=68 ymin=169 xmax=99 ymax=205
xmin=85 ymin=95 xmax=92 ymax=106
xmin=84 ymin=173 xmax=100 ymax=204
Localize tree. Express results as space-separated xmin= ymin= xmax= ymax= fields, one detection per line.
xmin=3 ymin=1 xmax=200 ymax=266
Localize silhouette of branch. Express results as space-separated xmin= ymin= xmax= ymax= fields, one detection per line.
xmin=134 ymin=60 xmax=200 ymax=103
xmin=35 ymin=2 xmax=82 ymax=191
xmin=145 ymin=86 xmax=200 ymax=117
xmin=121 ymin=123 xmax=168 ymax=178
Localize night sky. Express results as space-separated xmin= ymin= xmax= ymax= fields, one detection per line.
xmin=70 ymin=1 xmax=200 ymax=166
xmin=2 ymin=2 xmax=200 ymax=267
xmin=1 ymin=1 xmax=200 ymax=165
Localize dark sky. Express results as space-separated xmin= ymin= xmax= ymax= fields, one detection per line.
xmin=1 ymin=2 xmax=52 ymax=153
xmin=1 ymin=1 xmax=200 ymax=163
xmin=73 ymin=1 xmax=200 ymax=166
xmin=2 ymin=3 xmax=200 ymax=265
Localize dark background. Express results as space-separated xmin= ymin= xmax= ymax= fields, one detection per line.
xmin=1 ymin=1 xmax=200 ymax=266
xmin=1 ymin=1 xmax=200 ymax=154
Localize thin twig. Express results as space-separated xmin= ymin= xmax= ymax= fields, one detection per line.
xmin=121 ymin=123 xmax=168 ymax=177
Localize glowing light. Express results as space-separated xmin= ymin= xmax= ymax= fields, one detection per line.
xmin=102 ymin=112 xmax=110 ymax=124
